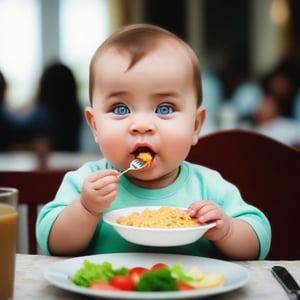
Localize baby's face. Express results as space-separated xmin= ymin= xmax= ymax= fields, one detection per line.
xmin=86 ymin=39 xmax=205 ymax=188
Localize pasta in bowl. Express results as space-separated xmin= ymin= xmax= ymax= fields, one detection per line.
xmin=103 ymin=206 xmax=216 ymax=247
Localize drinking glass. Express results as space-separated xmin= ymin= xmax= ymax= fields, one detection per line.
xmin=0 ymin=187 xmax=18 ymax=300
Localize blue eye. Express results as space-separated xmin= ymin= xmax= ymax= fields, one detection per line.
xmin=156 ymin=104 xmax=174 ymax=115
xmin=113 ymin=105 xmax=130 ymax=115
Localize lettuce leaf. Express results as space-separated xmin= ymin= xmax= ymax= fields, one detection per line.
xmin=171 ymin=263 xmax=194 ymax=284
xmin=135 ymin=268 xmax=178 ymax=291
xmin=71 ymin=260 xmax=128 ymax=287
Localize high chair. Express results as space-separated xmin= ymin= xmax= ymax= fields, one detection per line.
xmin=186 ymin=129 xmax=300 ymax=260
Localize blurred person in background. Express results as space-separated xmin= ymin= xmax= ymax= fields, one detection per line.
xmin=253 ymin=90 xmax=300 ymax=148
xmin=0 ymin=69 xmax=15 ymax=151
xmin=0 ymin=70 xmax=49 ymax=161
xmin=34 ymin=62 xmax=83 ymax=152
xmin=261 ymin=59 xmax=300 ymax=119
xmin=251 ymin=58 xmax=300 ymax=148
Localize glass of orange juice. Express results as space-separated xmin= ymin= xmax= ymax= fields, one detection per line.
xmin=0 ymin=187 xmax=18 ymax=300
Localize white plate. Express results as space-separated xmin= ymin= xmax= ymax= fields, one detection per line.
xmin=103 ymin=206 xmax=216 ymax=246
xmin=44 ymin=253 xmax=250 ymax=299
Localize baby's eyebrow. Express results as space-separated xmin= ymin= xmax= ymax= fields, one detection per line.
xmin=153 ymin=91 xmax=180 ymax=99
xmin=106 ymin=90 xmax=128 ymax=98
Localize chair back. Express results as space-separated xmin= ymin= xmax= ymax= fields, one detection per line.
xmin=0 ymin=169 xmax=66 ymax=254
xmin=186 ymin=129 xmax=300 ymax=260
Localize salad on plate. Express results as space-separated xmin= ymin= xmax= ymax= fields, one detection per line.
xmin=71 ymin=260 xmax=224 ymax=292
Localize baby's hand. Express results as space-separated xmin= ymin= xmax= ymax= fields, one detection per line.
xmin=80 ymin=169 xmax=119 ymax=216
xmin=188 ymin=200 xmax=232 ymax=241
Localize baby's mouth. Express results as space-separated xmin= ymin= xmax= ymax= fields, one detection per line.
xmin=132 ymin=147 xmax=156 ymax=165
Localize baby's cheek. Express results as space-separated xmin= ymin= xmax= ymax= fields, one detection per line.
xmin=166 ymin=135 xmax=194 ymax=160
xmin=99 ymin=134 xmax=122 ymax=160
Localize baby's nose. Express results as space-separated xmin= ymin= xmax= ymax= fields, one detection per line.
xmin=129 ymin=115 xmax=155 ymax=134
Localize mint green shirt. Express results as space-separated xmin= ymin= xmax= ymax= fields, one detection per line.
xmin=36 ymin=160 xmax=271 ymax=259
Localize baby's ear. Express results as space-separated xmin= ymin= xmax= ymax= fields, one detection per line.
xmin=192 ymin=106 xmax=206 ymax=145
xmin=85 ymin=107 xmax=99 ymax=143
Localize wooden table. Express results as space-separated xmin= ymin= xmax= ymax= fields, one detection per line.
xmin=14 ymin=254 xmax=300 ymax=299
xmin=0 ymin=151 xmax=101 ymax=171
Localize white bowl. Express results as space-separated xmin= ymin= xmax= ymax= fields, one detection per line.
xmin=103 ymin=206 xmax=216 ymax=247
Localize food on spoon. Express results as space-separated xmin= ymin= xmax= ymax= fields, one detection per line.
xmin=116 ymin=206 xmax=199 ymax=228
xmin=137 ymin=152 xmax=152 ymax=165
xmin=71 ymin=260 xmax=224 ymax=292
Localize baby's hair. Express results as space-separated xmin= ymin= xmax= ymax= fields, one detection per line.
xmin=89 ymin=24 xmax=202 ymax=106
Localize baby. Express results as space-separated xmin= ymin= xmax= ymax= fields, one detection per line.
xmin=36 ymin=24 xmax=271 ymax=259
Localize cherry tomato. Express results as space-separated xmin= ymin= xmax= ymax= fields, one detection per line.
xmin=89 ymin=281 xmax=119 ymax=291
xmin=110 ymin=275 xmax=135 ymax=291
xmin=177 ymin=282 xmax=196 ymax=291
xmin=128 ymin=267 xmax=148 ymax=283
xmin=151 ymin=263 xmax=168 ymax=270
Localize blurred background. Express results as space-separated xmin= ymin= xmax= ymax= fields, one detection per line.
xmin=1 ymin=0 xmax=300 ymax=154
